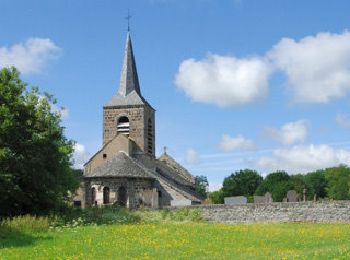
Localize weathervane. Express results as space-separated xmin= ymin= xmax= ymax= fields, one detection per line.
xmin=125 ymin=9 xmax=131 ymax=32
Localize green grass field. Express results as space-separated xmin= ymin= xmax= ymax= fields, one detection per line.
xmin=1 ymin=223 xmax=350 ymax=259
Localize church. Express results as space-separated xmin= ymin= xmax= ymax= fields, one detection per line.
xmin=81 ymin=32 xmax=203 ymax=209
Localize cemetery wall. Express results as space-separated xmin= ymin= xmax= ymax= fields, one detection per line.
xmin=168 ymin=201 xmax=350 ymax=223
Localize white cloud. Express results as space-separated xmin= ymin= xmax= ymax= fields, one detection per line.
xmin=208 ymin=182 xmax=222 ymax=192
xmin=336 ymin=113 xmax=350 ymax=129
xmin=175 ymin=54 xmax=272 ymax=107
xmin=256 ymin=144 xmax=350 ymax=174
xmin=219 ymin=134 xmax=255 ymax=152
xmin=185 ymin=148 xmax=199 ymax=164
xmin=0 ymin=38 xmax=61 ymax=74
xmin=268 ymin=31 xmax=350 ymax=103
xmin=73 ymin=143 xmax=90 ymax=169
xmin=265 ymin=120 xmax=308 ymax=145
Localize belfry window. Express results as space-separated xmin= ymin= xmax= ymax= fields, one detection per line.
xmin=147 ymin=118 xmax=153 ymax=154
xmin=117 ymin=116 xmax=129 ymax=135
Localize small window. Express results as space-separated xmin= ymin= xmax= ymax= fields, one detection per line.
xmin=103 ymin=153 xmax=107 ymax=159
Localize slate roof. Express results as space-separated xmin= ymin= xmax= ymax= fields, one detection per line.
xmin=158 ymin=153 xmax=196 ymax=184
xmin=105 ymin=32 xmax=148 ymax=107
xmin=86 ymin=152 xmax=154 ymax=179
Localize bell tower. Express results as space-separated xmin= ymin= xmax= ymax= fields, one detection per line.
xmin=103 ymin=32 xmax=155 ymax=156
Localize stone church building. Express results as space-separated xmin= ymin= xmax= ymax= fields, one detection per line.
xmin=81 ymin=32 xmax=203 ymax=209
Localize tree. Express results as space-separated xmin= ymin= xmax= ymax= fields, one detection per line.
xmin=0 ymin=67 xmax=78 ymax=217
xmin=195 ymin=175 xmax=209 ymax=199
xmin=325 ymin=165 xmax=350 ymax=200
xmin=304 ymin=170 xmax=327 ymax=200
xmin=208 ymin=189 xmax=224 ymax=204
xmin=255 ymin=170 xmax=290 ymax=197
xmin=222 ymin=169 xmax=263 ymax=198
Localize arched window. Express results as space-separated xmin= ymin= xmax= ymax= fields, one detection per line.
xmin=147 ymin=118 xmax=153 ymax=154
xmin=91 ymin=187 xmax=96 ymax=206
xmin=103 ymin=187 xmax=110 ymax=204
xmin=117 ymin=116 xmax=129 ymax=135
xmin=118 ymin=187 xmax=127 ymax=207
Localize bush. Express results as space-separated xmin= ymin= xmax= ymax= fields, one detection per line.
xmin=1 ymin=215 xmax=49 ymax=233
xmin=50 ymin=205 xmax=140 ymax=227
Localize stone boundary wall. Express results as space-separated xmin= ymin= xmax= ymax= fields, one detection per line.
xmin=167 ymin=201 xmax=350 ymax=223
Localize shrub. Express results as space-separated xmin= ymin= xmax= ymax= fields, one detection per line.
xmin=1 ymin=215 xmax=49 ymax=233
xmin=188 ymin=209 xmax=202 ymax=222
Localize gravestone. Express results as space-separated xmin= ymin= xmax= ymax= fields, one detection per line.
xmin=265 ymin=192 xmax=273 ymax=203
xmin=286 ymin=190 xmax=299 ymax=202
xmin=224 ymin=196 xmax=247 ymax=205
xmin=254 ymin=192 xmax=273 ymax=204
xmin=254 ymin=196 xmax=266 ymax=204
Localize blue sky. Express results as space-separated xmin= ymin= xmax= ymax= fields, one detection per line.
xmin=2 ymin=0 xmax=350 ymax=190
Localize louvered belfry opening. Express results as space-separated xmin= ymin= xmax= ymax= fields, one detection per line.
xmin=147 ymin=118 xmax=153 ymax=155
xmin=117 ymin=116 xmax=130 ymax=136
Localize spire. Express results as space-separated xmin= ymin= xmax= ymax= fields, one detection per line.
xmin=117 ymin=32 xmax=141 ymax=97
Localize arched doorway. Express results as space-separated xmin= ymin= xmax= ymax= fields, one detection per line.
xmin=91 ymin=187 xmax=96 ymax=206
xmin=103 ymin=187 xmax=110 ymax=204
xmin=118 ymin=187 xmax=127 ymax=207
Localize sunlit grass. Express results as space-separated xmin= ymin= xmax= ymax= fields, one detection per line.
xmin=1 ymin=223 xmax=350 ymax=259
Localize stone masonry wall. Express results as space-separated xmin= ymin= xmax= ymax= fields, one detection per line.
xmin=168 ymin=201 xmax=350 ymax=223
xmin=103 ymin=105 xmax=155 ymax=156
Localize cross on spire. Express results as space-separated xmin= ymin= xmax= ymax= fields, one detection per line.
xmin=163 ymin=146 xmax=167 ymax=154
xmin=125 ymin=10 xmax=131 ymax=32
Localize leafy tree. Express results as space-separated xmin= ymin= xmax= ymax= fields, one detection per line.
xmin=195 ymin=175 xmax=209 ymax=199
xmin=290 ymin=174 xmax=306 ymax=196
xmin=0 ymin=67 xmax=78 ymax=217
xmin=208 ymin=189 xmax=224 ymax=204
xmin=304 ymin=170 xmax=327 ymax=200
xmin=325 ymin=165 xmax=350 ymax=200
xmin=255 ymin=170 xmax=290 ymax=198
xmin=222 ymin=169 xmax=263 ymax=198
xmin=271 ymin=181 xmax=293 ymax=202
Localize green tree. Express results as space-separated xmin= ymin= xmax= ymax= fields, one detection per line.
xmin=255 ymin=170 xmax=290 ymax=198
xmin=325 ymin=165 xmax=350 ymax=200
xmin=222 ymin=169 xmax=263 ymax=198
xmin=208 ymin=189 xmax=224 ymax=204
xmin=255 ymin=171 xmax=294 ymax=202
xmin=304 ymin=170 xmax=327 ymax=200
xmin=0 ymin=67 xmax=78 ymax=217
xmin=195 ymin=175 xmax=209 ymax=199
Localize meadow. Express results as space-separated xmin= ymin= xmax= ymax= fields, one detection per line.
xmin=1 ymin=215 xmax=350 ymax=259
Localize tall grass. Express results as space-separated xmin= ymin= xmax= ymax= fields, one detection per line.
xmin=0 ymin=215 xmax=49 ymax=235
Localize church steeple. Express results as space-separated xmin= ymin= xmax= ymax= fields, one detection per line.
xmin=117 ymin=32 xmax=141 ymax=97
xmin=103 ymin=31 xmax=155 ymax=156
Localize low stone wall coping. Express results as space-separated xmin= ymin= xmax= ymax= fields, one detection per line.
xmin=165 ymin=201 xmax=350 ymax=223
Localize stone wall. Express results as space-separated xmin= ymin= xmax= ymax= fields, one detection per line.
xmin=103 ymin=104 xmax=155 ymax=156
xmin=168 ymin=201 xmax=350 ymax=223
xmin=84 ymin=177 xmax=155 ymax=209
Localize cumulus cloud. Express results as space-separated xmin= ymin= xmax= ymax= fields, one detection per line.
xmin=175 ymin=54 xmax=272 ymax=107
xmin=336 ymin=113 xmax=350 ymax=129
xmin=265 ymin=120 xmax=308 ymax=145
xmin=219 ymin=134 xmax=255 ymax=152
xmin=185 ymin=148 xmax=199 ymax=164
xmin=268 ymin=31 xmax=350 ymax=103
xmin=73 ymin=143 xmax=90 ymax=169
xmin=256 ymin=144 xmax=350 ymax=174
xmin=0 ymin=38 xmax=61 ymax=74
